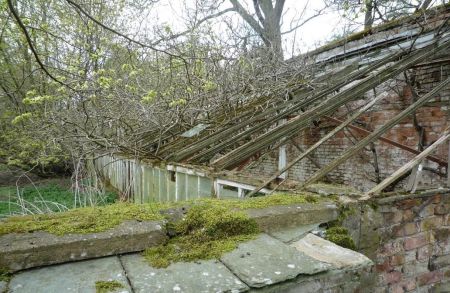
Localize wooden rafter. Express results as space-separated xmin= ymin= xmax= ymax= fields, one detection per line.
xmin=212 ymin=40 xmax=450 ymax=170
xmin=302 ymin=76 xmax=450 ymax=187
xmin=362 ymin=127 xmax=450 ymax=198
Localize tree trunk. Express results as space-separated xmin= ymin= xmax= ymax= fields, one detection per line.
xmin=364 ymin=0 xmax=374 ymax=30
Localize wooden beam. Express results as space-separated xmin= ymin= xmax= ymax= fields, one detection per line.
xmin=246 ymin=90 xmax=386 ymax=197
xmin=324 ymin=116 xmax=448 ymax=167
xmin=174 ymin=54 xmax=400 ymax=163
xmin=362 ymin=127 xmax=450 ymax=198
xmin=213 ymin=40 xmax=450 ymax=170
xmin=302 ymin=76 xmax=450 ymax=187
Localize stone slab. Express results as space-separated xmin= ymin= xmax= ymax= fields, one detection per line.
xmin=8 ymin=256 xmax=131 ymax=293
xmin=269 ymin=223 xmax=320 ymax=243
xmin=0 ymin=281 xmax=7 ymax=293
xmin=120 ymin=254 xmax=248 ymax=293
xmin=245 ymin=203 xmax=337 ymax=234
xmin=220 ymin=234 xmax=331 ymax=288
xmin=290 ymin=233 xmax=373 ymax=270
xmin=0 ymin=220 xmax=166 ymax=272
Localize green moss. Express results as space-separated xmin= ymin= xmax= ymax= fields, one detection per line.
xmin=95 ymin=280 xmax=124 ymax=293
xmin=0 ymin=193 xmax=318 ymax=236
xmin=191 ymin=193 xmax=318 ymax=210
xmin=0 ymin=202 xmax=166 ymax=236
xmin=325 ymin=226 xmax=356 ymax=250
xmin=143 ymin=204 xmax=259 ymax=268
xmin=0 ymin=268 xmax=11 ymax=282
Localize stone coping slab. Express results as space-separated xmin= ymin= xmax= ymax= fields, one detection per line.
xmin=0 ymin=220 xmax=166 ymax=272
xmin=1 ymin=233 xmax=376 ymax=292
xmin=8 ymin=256 xmax=131 ymax=293
xmin=268 ymin=223 xmax=320 ymax=243
xmin=246 ymin=202 xmax=337 ymax=234
xmin=220 ymin=234 xmax=331 ymax=288
xmin=291 ymin=233 xmax=373 ymax=270
xmin=121 ymin=254 xmax=248 ymax=292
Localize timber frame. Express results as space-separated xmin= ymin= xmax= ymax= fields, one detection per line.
xmin=95 ymin=5 xmax=450 ymax=201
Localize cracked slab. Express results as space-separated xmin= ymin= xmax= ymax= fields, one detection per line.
xmin=120 ymin=253 xmax=248 ymax=293
xmin=220 ymin=234 xmax=331 ymax=288
xmin=8 ymin=256 xmax=131 ymax=293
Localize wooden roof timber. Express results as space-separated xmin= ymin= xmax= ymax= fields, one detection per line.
xmin=301 ymin=75 xmax=450 ymax=188
xmin=212 ymin=39 xmax=450 ymax=170
xmin=166 ymin=64 xmax=359 ymax=162
xmin=324 ymin=116 xmax=448 ymax=167
xmin=246 ymin=88 xmax=387 ymax=197
xmin=175 ymin=52 xmax=403 ymax=164
xmin=362 ymin=127 xmax=450 ymax=199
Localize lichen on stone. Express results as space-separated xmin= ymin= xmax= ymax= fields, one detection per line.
xmin=143 ymin=204 xmax=260 ymax=268
xmin=95 ymin=280 xmax=124 ymax=293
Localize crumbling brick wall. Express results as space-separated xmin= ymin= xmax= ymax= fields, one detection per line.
xmin=344 ymin=192 xmax=450 ymax=292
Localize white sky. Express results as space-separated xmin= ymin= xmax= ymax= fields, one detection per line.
xmin=129 ymin=0 xmax=362 ymax=57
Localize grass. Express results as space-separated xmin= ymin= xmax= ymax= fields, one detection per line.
xmin=0 ymin=180 xmax=116 ymax=217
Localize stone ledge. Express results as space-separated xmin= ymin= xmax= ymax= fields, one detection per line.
xmin=0 ymin=220 xmax=166 ymax=272
xmin=245 ymin=202 xmax=338 ymax=233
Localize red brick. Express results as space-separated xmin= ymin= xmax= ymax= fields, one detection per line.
xmin=403 ymin=210 xmax=415 ymax=222
xmin=404 ymin=233 xmax=429 ymax=250
xmin=390 ymin=255 xmax=405 ymax=266
xmin=435 ymin=204 xmax=449 ymax=215
xmin=399 ymin=278 xmax=417 ymax=291
xmin=390 ymin=284 xmax=405 ymax=293
xmin=381 ymin=240 xmax=404 ymax=256
xmin=420 ymin=217 xmax=443 ymax=231
xmin=396 ymin=199 xmax=421 ymax=210
xmin=417 ymin=246 xmax=430 ymax=261
xmin=384 ymin=271 xmax=402 ymax=285
xmin=384 ymin=211 xmax=403 ymax=223
xmin=376 ymin=258 xmax=393 ymax=272
xmin=417 ymin=271 xmax=443 ymax=286
xmin=431 ymin=195 xmax=441 ymax=204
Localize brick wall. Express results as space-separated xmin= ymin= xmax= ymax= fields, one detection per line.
xmin=343 ymin=192 xmax=450 ymax=292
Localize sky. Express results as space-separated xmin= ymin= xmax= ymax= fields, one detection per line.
xmin=127 ymin=0 xmax=363 ymax=57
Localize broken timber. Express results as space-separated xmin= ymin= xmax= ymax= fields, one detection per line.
xmin=302 ymin=75 xmax=450 ymax=188
xmin=324 ymin=116 xmax=448 ymax=167
xmin=362 ymin=127 xmax=450 ymax=198
xmin=246 ymin=89 xmax=388 ymax=197
xmin=213 ymin=39 xmax=450 ymax=170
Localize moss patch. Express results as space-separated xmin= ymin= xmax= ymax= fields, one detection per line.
xmin=95 ymin=280 xmax=124 ymax=293
xmin=143 ymin=204 xmax=259 ymax=268
xmin=0 ymin=202 xmax=166 ymax=236
xmin=325 ymin=226 xmax=356 ymax=250
xmin=0 ymin=193 xmax=318 ymax=236
xmin=0 ymin=268 xmax=11 ymax=282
